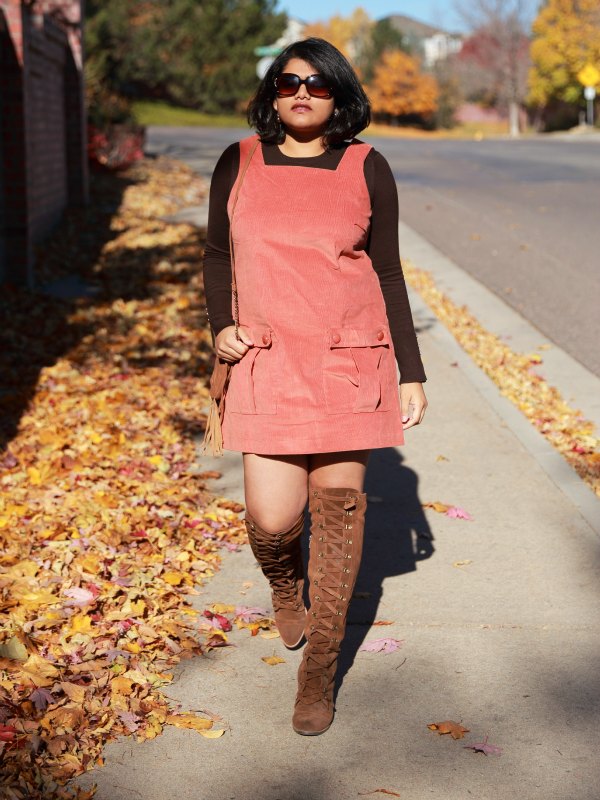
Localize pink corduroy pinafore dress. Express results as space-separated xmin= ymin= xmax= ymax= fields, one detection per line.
xmin=220 ymin=134 xmax=405 ymax=455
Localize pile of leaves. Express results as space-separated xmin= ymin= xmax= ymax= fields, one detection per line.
xmin=404 ymin=262 xmax=600 ymax=496
xmin=0 ymin=157 xmax=248 ymax=798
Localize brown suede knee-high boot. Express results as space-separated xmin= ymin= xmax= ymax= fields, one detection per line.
xmin=245 ymin=511 xmax=307 ymax=649
xmin=292 ymin=487 xmax=367 ymax=735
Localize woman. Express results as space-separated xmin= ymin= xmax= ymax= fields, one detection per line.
xmin=203 ymin=38 xmax=427 ymax=736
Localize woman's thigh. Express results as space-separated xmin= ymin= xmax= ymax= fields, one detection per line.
xmin=308 ymin=450 xmax=370 ymax=492
xmin=243 ymin=453 xmax=309 ymax=533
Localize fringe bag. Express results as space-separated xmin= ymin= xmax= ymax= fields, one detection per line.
xmin=201 ymin=138 xmax=260 ymax=456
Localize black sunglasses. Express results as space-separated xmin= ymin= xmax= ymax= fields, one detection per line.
xmin=274 ymin=73 xmax=333 ymax=99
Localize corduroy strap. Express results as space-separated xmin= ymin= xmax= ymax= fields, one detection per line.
xmin=229 ymin=137 xmax=260 ymax=339
xmin=201 ymin=137 xmax=259 ymax=456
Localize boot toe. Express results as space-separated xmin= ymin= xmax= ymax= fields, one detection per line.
xmin=292 ymin=700 xmax=333 ymax=735
xmin=275 ymin=607 xmax=307 ymax=649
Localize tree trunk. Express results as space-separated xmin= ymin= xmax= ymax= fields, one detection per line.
xmin=509 ymin=100 xmax=520 ymax=137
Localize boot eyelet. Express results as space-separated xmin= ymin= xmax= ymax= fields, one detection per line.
xmin=315 ymin=596 xmax=321 ymax=601
xmin=345 ymin=539 xmax=353 ymax=544
xmin=336 ymin=611 xmax=343 ymax=616
xmin=314 ymin=580 xmax=318 ymax=586
xmin=345 ymin=524 xmax=353 ymax=529
xmin=318 ymin=552 xmax=323 ymax=557
xmin=310 ymin=624 xmax=315 ymax=630
xmin=339 ymin=594 xmax=344 ymax=600
xmin=319 ymin=536 xmax=324 ymax=541
xmin=313 ymin=490 xmax=319 ymax=497
xmin=316 ymin=506 xmax=321 ymax=513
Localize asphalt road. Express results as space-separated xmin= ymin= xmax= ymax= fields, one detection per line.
xmin=147 ymin=127 xmax=600 ymax=376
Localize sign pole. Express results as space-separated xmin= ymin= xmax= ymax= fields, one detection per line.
xmin=584 ymin=86 xmax=596 ymax=126
xmin=577 ymin=64 xmax=599 ymax=128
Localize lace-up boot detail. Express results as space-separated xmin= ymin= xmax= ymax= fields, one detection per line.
xmin=245 ymin=511 xmax=306 ymax=649
xmin=292 ymin=487 xmax=367 ymax=735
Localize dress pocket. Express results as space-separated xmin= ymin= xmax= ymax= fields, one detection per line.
xmin=225 ymin=327 xmax=278 ymax=415
xmin=322 ymin=326 xmax=392 ymax=414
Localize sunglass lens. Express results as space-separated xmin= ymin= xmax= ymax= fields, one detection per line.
xmin=306 ymin=76 xmax=332 ymax=98
xmin=275 ymin=75 xmax=299 ymax=96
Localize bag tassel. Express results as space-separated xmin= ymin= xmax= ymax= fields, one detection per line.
xmin=201 ymin=397 xmax=224 ymax=457
xmin=200 ymin=358 xmax=230 ymax=457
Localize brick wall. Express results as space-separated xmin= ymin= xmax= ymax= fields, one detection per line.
xmin=0 ymin=0 xmax=87 ymax=286
xmin=0 ymin=3 xmax=29 ymax=283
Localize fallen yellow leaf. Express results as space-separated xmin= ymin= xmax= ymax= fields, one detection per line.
xmin=166 ymin=713 xmax=213 ymax=731
xmin=199 ymin=728 xmax=226 ymax=738
xmin=262 ymin=655 xmax=285 ymax=665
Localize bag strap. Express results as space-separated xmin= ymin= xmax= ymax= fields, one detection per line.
xmin=229 ymin=137 xmax=260 ymax=340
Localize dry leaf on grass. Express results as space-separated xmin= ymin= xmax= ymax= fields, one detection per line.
xmin=358 ymin=790 xmax=401 ymax=797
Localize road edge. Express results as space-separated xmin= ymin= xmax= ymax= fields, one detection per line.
xmin=401 ymin=222 xmax=600 ymax=537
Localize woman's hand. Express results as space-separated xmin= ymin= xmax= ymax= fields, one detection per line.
xmin=215 ymin=325 xmax=254 ymax=363
xmin=399 ymin=382 xmax=428 ymax=430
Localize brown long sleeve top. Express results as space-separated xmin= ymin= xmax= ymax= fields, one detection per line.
xmin=203 ymin=140 xmax=427 ymax=383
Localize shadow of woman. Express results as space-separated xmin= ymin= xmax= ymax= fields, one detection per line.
xmin=332 ymin=446 xmax=434 ymax=697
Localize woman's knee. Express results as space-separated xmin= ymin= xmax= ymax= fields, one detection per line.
xmin=245 ymin=503 xmax=306 ymax=535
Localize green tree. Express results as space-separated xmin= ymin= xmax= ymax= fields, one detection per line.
xmin=85 ymin=0 xmax=287 ymax=117
xmin=361 ymin=18 xmax=408 ymax=83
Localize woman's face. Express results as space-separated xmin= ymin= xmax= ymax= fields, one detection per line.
xmin=273 ymin=57 xmax=336 ymax=138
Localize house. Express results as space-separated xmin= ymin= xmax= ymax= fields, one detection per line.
xmin=386 ymin=13 xmax=463 ymax=67
xmin=0 ymin=0 xmax=87 ymax=287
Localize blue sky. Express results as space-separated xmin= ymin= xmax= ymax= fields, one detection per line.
xmin=277 ymin=1 xmax=465 ymax=32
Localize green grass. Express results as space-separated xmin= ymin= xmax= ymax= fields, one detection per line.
xmin=132 ymin=100 xmax=247 ymax=128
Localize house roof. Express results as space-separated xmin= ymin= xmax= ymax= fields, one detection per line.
xmin=385 ymin=14 xmax=452 ymax=38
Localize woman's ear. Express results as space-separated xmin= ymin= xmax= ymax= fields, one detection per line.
xmin=273 ymin=99 xmax=278 ymax=112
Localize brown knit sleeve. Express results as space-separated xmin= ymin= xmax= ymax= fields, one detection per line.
xmin=364 ymin=149 xmax=427 ymax=384
xmin=202 ymin=142 xmax=239 ymax=336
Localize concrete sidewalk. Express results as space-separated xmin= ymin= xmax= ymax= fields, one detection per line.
xmin=72 ymin=268 xmax=600 ymax=799
xmin=71 ymin=142 xmax=600 ymax=798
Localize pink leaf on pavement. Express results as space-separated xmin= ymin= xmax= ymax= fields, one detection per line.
xmin=359 ymin=638 xmax=404 ymax=654
xmin=464 ymin=735 xmax=502 ymax=756
xmin=235 ymin=606 xmax=270 ymax=623
xmin=445 ymin=506 xmax=473 ymax=520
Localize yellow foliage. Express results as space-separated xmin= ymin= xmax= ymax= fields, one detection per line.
xmin=368 ymin=50 xmax=439 ymax=118
xmin=528 ymin=0 xmax=600 ymax=105
xmin=303 ymin=7 xmax=372 ymax=65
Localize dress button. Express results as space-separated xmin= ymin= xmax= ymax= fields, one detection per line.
xmin=377 ymin=330 xmax=385 ymax=341
xmin=262 ymin=333 xmax=270 ymax=345
xmin=332 ymin=332 xmax=341 ymax=344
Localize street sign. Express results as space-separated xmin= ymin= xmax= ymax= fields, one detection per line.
xmin=577 ymin=63 xmax=600 ymax=88
xmin=254 ymin=46 xmax=283 ymax=57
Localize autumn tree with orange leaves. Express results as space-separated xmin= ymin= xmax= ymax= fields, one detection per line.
xmin=368 ymin=50 xmax=439 ymax=124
